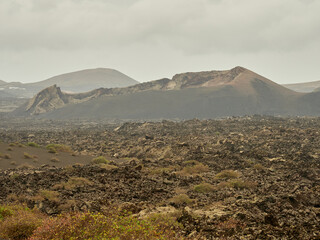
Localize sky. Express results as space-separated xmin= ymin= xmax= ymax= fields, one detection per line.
xmin=0 ymin=0 xmax=320 ymax=84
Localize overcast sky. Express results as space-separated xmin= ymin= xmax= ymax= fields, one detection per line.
xmin=1 ymin=0 xmax=319 ymax=84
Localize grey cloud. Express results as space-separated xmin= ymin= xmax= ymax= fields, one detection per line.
xmin=1 ymin=0 xmax=319 ymax=53
xmin=0 ymin=0 xmax=319 ymax=84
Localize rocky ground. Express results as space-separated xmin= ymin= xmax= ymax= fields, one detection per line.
xmin=0 ymin=116 xmax=319 ymax=239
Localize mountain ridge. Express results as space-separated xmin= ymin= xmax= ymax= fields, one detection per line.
xmin=14 ymin=66 xmax=318 ymax=119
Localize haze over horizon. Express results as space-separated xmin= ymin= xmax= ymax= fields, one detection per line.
xmin=1 ymin=0 xmax=320 ymax=84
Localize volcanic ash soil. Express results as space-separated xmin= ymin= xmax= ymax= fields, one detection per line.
xmin=0 ymin=116 xmax=319 ymax=239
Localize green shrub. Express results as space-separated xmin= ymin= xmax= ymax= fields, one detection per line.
xmin=218 ymin=179 xmax=255 ymax=190
xmin=0 ymin=205 xmax=45 ymax=240
xmin=178 ymin=163 xmax=209 ymax=176
xmin=215 ymin=170 xmax=240 ymax=179
xmin=91 ymin=156 xmax=110 ymax=164
xmin=46 ymin=144 xmax=72 ymax=153
xmin=38 ymin=190 xmax=60 ymax=202
xmin=99 ymin=163 xmax=118 ymax=170
xmin=24 ymin=152 xmax=33 ymax=159
xmin=169 ymin=194 xmax=194 ymax=206
xmin=183 ymin=160 xmax=201 ymax=165
xmin=53 ymin=177 xmax=94 ymax=190
xmin=0 ymin=205 xmax=14 ymax=220
xmin=47 ymin=147 xmax=57 ymax=154
xmin=28 ymin=142 xmax=40 ymax=148
xmin=194 ymin=183 xmax=215 ymax=193
xmin=30 ymin=210 xmax=182 ymax=240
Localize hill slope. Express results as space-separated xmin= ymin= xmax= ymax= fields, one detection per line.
xmin=26 ymin=68 xmax=138 ymax=93
xmin=283 ymin=80 xmax=320 ymax=93
xmin=15 ymin=66 xmax=320 ymax=120
xmin=0 ymin=68 xmax=138 ymax=98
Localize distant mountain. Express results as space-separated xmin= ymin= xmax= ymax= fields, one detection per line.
xmin=0 ymin=90 xmax=15 ymax=99
xmin=0 ymin=80 xmax=6 ymax=85
xmin=26 ymin=68 xmax=138 ymax=93
xmin=0 ymin=68 xmax=138 ymax=98
xmin=283 ymin=80 xmax=320 ymax=93
xmin=14 ymin=66 xmax=320 ymax=119
xmin=314 ymin=87 xmax=320 ymax=92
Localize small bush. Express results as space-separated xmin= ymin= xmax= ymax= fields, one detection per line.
xmin=91 ymin=156 xmax=110 ymax=164
xmin=194 ymin=183 xmax=215 ymax=193
xmin=46 ymin=144 xmax=72 ymax=153
xmin=53 ymin=177 xmax=94 ymax=190
xmin=0 ymin=205 xmax=14 ymax=220
xmin=17 ymin=163 xmax=34 ymax=169
xmin=4 ymin=154 xmax=11 ymax=159
xmin=169 ymin=194 xmax=194 ymax=206
xmin=215 ymin=170 xmax=240 ymax=179
xmin=30 ymin=210 xmax=182 ymax=240
xmin=9 ymin=174 xmax=19 ymax=180
xmin=18 ymin=143 xmax=25 ymax=148
xmin=50 ymin=157 xmax=60 ymax=163
xmin=0 ymin=205 xmax=45 ymax=240
xmin=9 ymin=143 xmax=16 ymax=147
xmin=28 ymin=142 xmax=40 ymax=148
xmin=218 ymin=179 xmax=255 ymax=190
xmin=178 ymin=163 xmax=209 ymax=175
xmin=24 ymin=152 xmax=33 ymax=159
xmin=47 ymin=147 xmax=57 ymax=154
xmin=10 ymin=161 xmax=17 ymax=165
xmin=57 ymin=199 xmax=77 ymax=212
xmin=7 ymin=147 xmax=13 ymax=151
xmin=183 ymin=160 xmax=201 ymax=165
xmin=38 ymin=190 xmax=60 ymax=202
xmin=99 ymin=163 xmax=118 ymax=170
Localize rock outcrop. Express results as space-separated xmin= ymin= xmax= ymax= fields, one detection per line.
xmin=24 ymin=85 xmax=108 ymax=115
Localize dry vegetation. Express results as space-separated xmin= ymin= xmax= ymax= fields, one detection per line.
xmin=0 ymin=116 xmax=319 ymax=239
xmin=0 ymin=204 xmax=184 ymax=240
xmin=91 ymin=156 xmax=110 ymax=164
xmin=53 ymin=177 xmax=94 ymax=190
